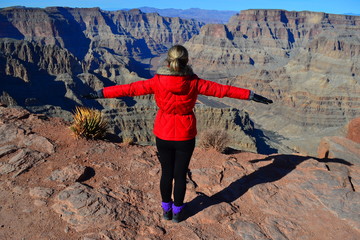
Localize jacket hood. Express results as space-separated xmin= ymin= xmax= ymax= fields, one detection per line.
xmin=156 ymin=66 xmax=195 ymax=94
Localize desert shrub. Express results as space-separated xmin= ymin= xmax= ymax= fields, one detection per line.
xmin=122 ymin=135 xmax=135 ymax=145
xmin=70 ymin=106 xmax=108 ymax=140
xmin=199 ymin=129 xmax=230 ymax=153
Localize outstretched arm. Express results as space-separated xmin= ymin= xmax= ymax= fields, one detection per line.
xmin=82 ymin=78 xmax=155 ymax=99
xmin=197 ymin=79 xmax=251 ymax=99
xmin=197 ymin=79 xmax=273 ymax=104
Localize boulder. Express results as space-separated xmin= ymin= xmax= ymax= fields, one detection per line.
xmin=52 ymin=183 xmax=139 ymax=232
xmin=318 ymin=136 xmax=360 ymax=164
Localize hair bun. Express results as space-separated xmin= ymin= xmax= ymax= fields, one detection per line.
xmin=167 ymin=45 xmax=189 ymax=72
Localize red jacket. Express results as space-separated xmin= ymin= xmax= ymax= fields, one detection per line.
xmin=102 ymin=67 xmax=251 ymax=141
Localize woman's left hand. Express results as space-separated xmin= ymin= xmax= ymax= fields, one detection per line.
xmin=252 ymin=94 xmax=273 ymax=104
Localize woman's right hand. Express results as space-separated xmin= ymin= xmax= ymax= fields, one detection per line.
xmin=81 ymin=90 xmax=104 ymax=99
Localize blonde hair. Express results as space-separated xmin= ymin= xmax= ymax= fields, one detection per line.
xmin=167 ymin=45 xmax=189 ymax=72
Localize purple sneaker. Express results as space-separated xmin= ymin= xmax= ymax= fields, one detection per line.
xmin=172 ymin=204 xmax=185 ymax=223
xmin=161 ymin=201 xmax=172 ymax=220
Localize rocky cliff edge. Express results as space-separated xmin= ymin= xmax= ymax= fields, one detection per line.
xmin=0 ymin=104 xmax=359 ymax=239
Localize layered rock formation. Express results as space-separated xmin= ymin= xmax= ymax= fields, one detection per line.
xmin=184 ymin=9 xmax=360 ymax=155
xmin=0 ymin=7 xmax=204 ymax=72
xmin=186 ymin=9 xmax=360 ymax=78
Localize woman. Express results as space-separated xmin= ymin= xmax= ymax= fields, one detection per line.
xmin=84 ymin=45 xmax=273 ymax=223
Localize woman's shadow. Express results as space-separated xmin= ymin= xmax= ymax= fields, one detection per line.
xmin=185 ymin=154 xmax=352 ymax=220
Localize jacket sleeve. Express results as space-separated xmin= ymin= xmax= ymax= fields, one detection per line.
xmin=102 ymin=78 xmax=155 ymax=98
xmin=197 ymin=78 xmax=251 ymax=100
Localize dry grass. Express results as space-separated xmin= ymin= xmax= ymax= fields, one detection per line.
xmin=70 ymin=106 xmax=108 ymax=140
xmin=122 ymin=135 xmax=135 ymax=145
xmin=199 ymin=129 xmax=230 ymax=153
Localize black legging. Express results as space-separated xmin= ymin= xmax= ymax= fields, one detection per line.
xmin=156 ymin=137 xmax=195 ymax=206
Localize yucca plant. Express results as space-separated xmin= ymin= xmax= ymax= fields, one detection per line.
xmin=70 ymin=106 xmax=108 ymax=140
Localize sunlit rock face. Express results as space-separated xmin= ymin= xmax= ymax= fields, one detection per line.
xmin=184 ymin=9 xmax=360 ymax=154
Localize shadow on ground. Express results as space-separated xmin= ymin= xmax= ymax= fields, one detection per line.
xmin=185 ymin=154 xmax=352 ymax=220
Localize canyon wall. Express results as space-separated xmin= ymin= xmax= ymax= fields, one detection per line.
xmin=0 ymin=7 xmax=204 ymax=78
xmin=0 ymin=7 xmax=256 ymax=152
xmin=184 ymin=9 xmax=360 ymax=154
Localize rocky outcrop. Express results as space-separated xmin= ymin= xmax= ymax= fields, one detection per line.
xmin=0 ymin=105 xmax=359 ymax=239
xmin=0 ymin=106 xmax=54 ymax=177
xmin=318 ymin=117 xmax=360 ymax=163
xmin=318 ymin=136 xmax=360 ymax=163
xmin=347 ymin=117 xmax=360 ymax=144
xmin=48 ymin=164 xmax=88 ymax=183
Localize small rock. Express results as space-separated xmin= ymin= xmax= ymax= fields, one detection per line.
xmin=22 ymin=209 xmax=32 ymax=213
xmin=0 ymin=145 xmax=18 ymax=158
xmin=22 ymin=133 xmax=55 ymax=154
xmin=1 ymin=148 xmax=47 ymax=177
xmin=29 ymin=187 xmax=54 ymax=199
xmin=0 ymin=163 xmax=16 ymax=175
xmin=12 ymin=186 xmax=25 ymax=194
xmin=34 ymin=199 xmax=47 ymax=207
xmin=49 ymin=164 xmax=87 ymax=183
xmin=8 ymin=149 xmax=29 ymax=165
xmin=82 ymin=237 xmax=98 ymax=240
xmin=0 ymin=124 xmax=18 ymax=145
xmin=149 ymin=167 xmax=160 ymax=176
